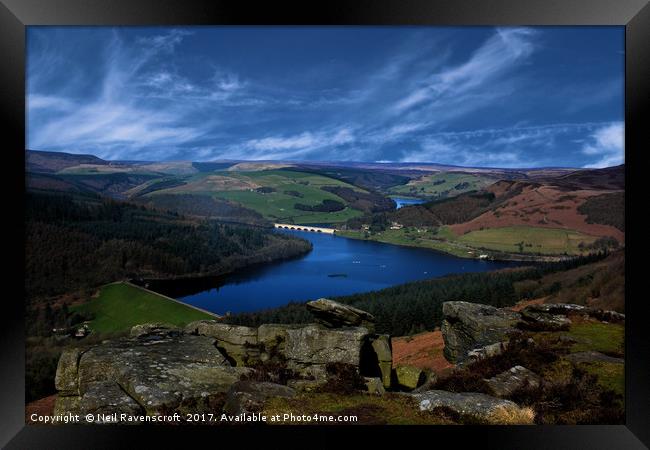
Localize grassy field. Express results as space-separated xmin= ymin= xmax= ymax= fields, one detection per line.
xmin=566 ymin=322 xmax=624 ymax=355
xmin=337 ymin=228 xmax=475 ymax=258
xmin=339 ymin=225 xmax=600 ymax=258
xmin=536 ymin=320 xmax=624 ymax=397
xmin=457 ymin=226 xmax=599 ymax=255
xmin=147 ymin=169 xmax=366 ymax=225
xmin=71 ymin=282 xmax=215 ymax=334
xmin=389 ymin=172 xmax=493 ymax=199
xmin=561 ymin=321 xmax=624 ymax=396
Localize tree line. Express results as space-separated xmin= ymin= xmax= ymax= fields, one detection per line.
xmin=25 ymin=191 xmax=312 ymax=303
xmin=225 ymin=252 xmax=610 ymax=336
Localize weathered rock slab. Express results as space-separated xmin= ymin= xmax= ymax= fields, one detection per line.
xmin=306 ymin=298 xmax=375 ymax=331
xmin=55 ymin=348 xmax=82 ymax=395
xmin=53 ymin=395 xmax=81 ymax=417
xmin=521 ymin=303 xmax=625 ymax=323
xmin=185 ymin=320 xmax=259 ymax=366
xmin=463 ymin=341 xmax=509 ymax=367
xmin=441 ymin=301 xmax=521 ymax=363
xmin=130 ymin=322 xmax=179 ymax=337
xmin=370 ymin=335 xmax=392 ymax=388
xmin=79 ymin=381 xmax=144 ymax=420
xmin=395 ymin=365 xmax=425 ymax=390
xmin=57 ymin=330 xmax=251 ymax=416
xmin=485 ymin=366 xmax=542 ymax=398
xmin=518 ymin=309 xmax=572 ymax=331
xmin=258 ymin=323 xmax=369 ymax=380
xmin=413 ymin=390 xmax=533 ymax=424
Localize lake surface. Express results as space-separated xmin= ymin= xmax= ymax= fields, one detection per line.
xmin=168 ymin=229 xmax=519 ymax=315
xmin=393 ymin=197 xmax=427 ymax=208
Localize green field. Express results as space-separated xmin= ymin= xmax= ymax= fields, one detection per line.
xmin=147 ymin=169 xmax=365 ymax=224
xmin=340 ymin=225 xmax=599 ymax=258
xmin=457 ymin=226 xmax=599 ymax=255
xmin=566 ymin=322 xmax=624 ymax=355
xmin=389 ymin=172 xmax=493 ymax=199
xmin=71 ymin=282 xmax=215 ymax=334
xmin=558 ymin=321 xmax=624 ymax=396
xmin=337 ymin=227 xmax=475 ymax=258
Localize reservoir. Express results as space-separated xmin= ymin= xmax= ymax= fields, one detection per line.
xmin=162 ymin=229 xmax=520 ymax=315
xmin=393 ymin=197 xmax=427 ymax=208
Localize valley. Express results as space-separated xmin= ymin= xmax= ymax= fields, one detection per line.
xmin=24 ymin=150 xmax=625 ymax=413
xmin=26 ymin=150 xmax=625 ymax=263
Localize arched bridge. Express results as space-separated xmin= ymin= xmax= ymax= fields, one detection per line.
xmin=274 ymin=223 xmax=336 ymax=234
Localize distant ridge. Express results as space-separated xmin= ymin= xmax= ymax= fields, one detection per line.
xmin=26 ymin=149 xmax=108 ymax=173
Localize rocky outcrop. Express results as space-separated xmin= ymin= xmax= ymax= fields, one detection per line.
xmin=518 ymin=308 xmax=571 ymax=331
xmin=55 ymin=348 xmax=82 ymax=396
xmin=524 ymin=303 xmax=587 ymax=315
xmin=441 ymin=301 xmax=625 ymax=363
xmin=395 ymin=365 xmax=425 ymax=390
xmin=77 ymin=381 xmax=144 ymax=421
xmin=306 ymin=298 xmax=376 ymax=332
xmin=520 ymin=303 xmax=625 ymax=326
xmin=187 ymin=300 xmax=389 ymax=383
xmin=369 ymin=335 xmax=392 ymax=388
xmin=485 ymin=366 xmax=541 ymax=398
xmin=54 ymin=327 xmax=251 ymax=416
xmin=413 ymin=390 xmax=534 ymax=424
xmin=464 ymin=342 xmax=509 ymax=366
xmin=54 ymin=299 xmax=395 ymax=417
xmin=130 ymin=322 xmax=179 ymax=337
xmin=185 ymin=321 xmax=259 ymax=366
xmin=364 ymin=377 xmax=386 ymax=395
xmin=258 ymin=323 xmax=369 ymax=381
xmin=223 ymin=381 xmax=296 ymax=415
xmin=441 ymin=302 xmax=520 ymax=363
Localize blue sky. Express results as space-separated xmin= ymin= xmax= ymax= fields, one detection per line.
xmin=27 ymin=26 xmax=624 ymax=168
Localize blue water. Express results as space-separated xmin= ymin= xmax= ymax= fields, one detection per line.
xmin=393 ymin=197 xmax=427 ymax=208
xmin=177 ymin=229 xmax=519 ymax=315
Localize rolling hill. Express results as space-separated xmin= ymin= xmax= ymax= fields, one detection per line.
xmin=342 ymin=165 xmax=624 ymax=258
xmin=25 ymin=151 xmax=623 ymax=256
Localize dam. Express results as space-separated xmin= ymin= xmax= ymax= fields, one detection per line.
xmin=274 ymin=223 xmax=336 ymax=234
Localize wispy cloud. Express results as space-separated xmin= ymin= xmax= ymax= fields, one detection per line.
xmin=27 ymin=27 xmax=624 ymax=167
xmin=135 ymin=29 xmax=193 ymax=53
xmin=229 ymin=127 xmax=357 ymax=160
xmin=581 ymin=122 xmax=624 ymax=168
xmin=393 ymin=28 xmax=536 ymax=113
xmin=397 ymin=122 xmax=618 ymax=168
xmin=28 ymin=30 xmax=216 ymax=160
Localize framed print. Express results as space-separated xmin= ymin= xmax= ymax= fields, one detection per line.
xmin=2 ymin=0 xmax=648 ymax=448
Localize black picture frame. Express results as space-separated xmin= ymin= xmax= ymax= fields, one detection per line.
xmin=2 ymin=0 xmax=648 ymax=448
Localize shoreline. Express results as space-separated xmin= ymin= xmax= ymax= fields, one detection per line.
xmin=335 ymin=230 xmax=579 ymax=263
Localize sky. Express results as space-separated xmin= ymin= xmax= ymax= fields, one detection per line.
xmin=26 ymin=26 xmax=624 ymax=168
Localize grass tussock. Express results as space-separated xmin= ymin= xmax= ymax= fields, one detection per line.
xmin=487 ymin=405 xmax=536 ymax=425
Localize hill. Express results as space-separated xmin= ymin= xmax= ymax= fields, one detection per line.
xmin=25 ymin=190 xmax=312 ymax=304
xmin=342 ymin=166 xmax=624 ymax=258
xmin=138 ymin=169 xmax=371 ymax=225
xmin=388 ymin=172 xmax=495 ymax=199
xmin=26 ymin=149 xmax=108 ymax=173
